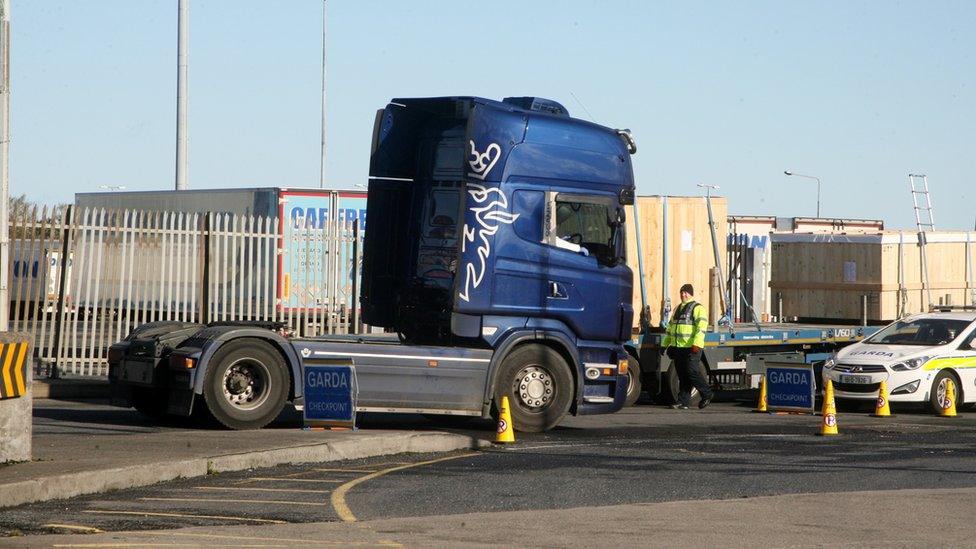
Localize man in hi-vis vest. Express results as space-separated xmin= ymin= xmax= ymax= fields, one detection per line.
xmin=662 ymin=283 xmax=714 ymax=410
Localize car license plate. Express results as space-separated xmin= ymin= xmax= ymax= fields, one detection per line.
xmin=840 ymin=374 xmax=871 ymax=384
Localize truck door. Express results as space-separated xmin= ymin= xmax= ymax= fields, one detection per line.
xmin=540 ymin=192 xmax=633 ymax=341
xmin=485 ymin=189 xmax=633 ymax=342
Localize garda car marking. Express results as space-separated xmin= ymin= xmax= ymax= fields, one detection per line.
xmin=923 ymin=356 xmax=976 ymax=371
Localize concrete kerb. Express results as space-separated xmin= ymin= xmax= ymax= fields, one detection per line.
xmin=0 ymin=431 xmax=489 ymax=509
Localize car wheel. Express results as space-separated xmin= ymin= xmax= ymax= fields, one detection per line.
xmin=928 ymin=370 xmax=963 ymax=415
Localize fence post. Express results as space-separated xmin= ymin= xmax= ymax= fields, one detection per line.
xmin=199 ymin=212 xmax=211 ymax=324
xmin=50 ymin=205 xmax=73 ymax=379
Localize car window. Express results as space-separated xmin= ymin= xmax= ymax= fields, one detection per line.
xmin=866 ymin=318 xmax=971 ymax=346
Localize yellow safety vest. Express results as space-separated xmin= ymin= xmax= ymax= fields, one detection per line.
xmin=662 ymin=300 xmax=707 ymax=348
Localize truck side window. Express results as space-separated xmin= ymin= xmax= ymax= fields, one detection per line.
xmin=553 ymin=198 xmax=612 ymax=262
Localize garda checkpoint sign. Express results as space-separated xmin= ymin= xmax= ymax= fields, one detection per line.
xmin=764 ymin=361 xmax=816 ymax=412
xmin=303 ymin=359 xmax=358 ymax=429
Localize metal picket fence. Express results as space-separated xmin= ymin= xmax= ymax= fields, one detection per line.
xmin=7 ymin=205 xmax=366 ymax=377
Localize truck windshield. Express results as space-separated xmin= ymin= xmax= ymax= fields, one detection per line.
xmin=554 ymin=199 xmax=621 ymax=266
xmin=864 ymin=318 xmax=972 ymax=346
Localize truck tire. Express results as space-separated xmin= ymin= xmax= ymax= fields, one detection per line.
xmin=201 ymin=338 xmax=289 ymax=430
xmin=494 ymin=345 xmax=573 ymax=433
xmin=658 ymin=363 xmax=702 ymax=407
xmin=624 ymin=355 xmax=642 ymax=407
xmin=928 ymin=370 xmax=963 ymax=415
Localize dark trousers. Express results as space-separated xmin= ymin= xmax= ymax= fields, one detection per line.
xmin=672 ymin=347 xmax=713 ymax=406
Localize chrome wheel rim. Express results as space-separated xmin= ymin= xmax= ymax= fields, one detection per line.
xmin=937 ymin=378 xmax=950 ymax=407
xmin=514 ymin=366 xmax=554 ymax=410
xmin=222 ymin=358 xmax=270 ymax=411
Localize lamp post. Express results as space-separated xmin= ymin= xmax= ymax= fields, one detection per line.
xmin=784 ymin=171 xmax=821 ymax=218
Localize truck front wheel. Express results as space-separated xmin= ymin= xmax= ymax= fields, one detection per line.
xmin=494 ymin=345 xmax=573 ymax=433
xmin=201 ymin=339 xmax=289 ymax=430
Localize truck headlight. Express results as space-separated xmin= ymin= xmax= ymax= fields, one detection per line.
xmin=891 ymin=356 xmax=932 ymax=371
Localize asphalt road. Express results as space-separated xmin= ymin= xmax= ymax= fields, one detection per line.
xmin=4 ymin=399 xmax=976 ymax=539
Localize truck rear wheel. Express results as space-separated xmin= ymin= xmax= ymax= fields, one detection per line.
xmin=201 ymin=338 xmax=289 ymax=430
xmin=495 ymin=345 xmax=573 ymax=433
xmin=624 ymin=355 xmax=642 ymax=407
xmin=658 ymin=363 xmax=701 ymax=407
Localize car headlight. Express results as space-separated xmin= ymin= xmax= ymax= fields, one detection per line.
xmin=890 ymin=356 xmax=933 ymax=371
xmin=823 ymin=357 xmax=836 ymax=370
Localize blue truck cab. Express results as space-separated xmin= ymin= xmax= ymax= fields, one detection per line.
xmin=108 ymin=96 xmax=638 ymax=432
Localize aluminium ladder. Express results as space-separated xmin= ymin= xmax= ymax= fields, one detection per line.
xmin=910 ymin=174 xmax=935 ymax=312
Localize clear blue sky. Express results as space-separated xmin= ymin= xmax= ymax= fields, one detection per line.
xmin=11 ymin=1 xmax=976 ymax=229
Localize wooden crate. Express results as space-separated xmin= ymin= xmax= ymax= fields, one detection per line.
xmin=769 ymin=232 xmax=976 ymax=322
xmin=625 ymin=196 xmax=728 ymax=328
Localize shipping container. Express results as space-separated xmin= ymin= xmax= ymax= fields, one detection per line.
xmin=625 ymin=196 xmax=728 ymax=329
xmin=770 ymin=231 xmax=976 ymax=322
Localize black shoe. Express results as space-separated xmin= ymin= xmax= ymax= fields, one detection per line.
xmin=698 ymin=395 xmax=713 ymax=409
xmin=670 ymin=404 xmax=689 ymax=410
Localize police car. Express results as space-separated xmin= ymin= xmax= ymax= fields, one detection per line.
xmin=823 ymin=310 xmax=976 ymax=413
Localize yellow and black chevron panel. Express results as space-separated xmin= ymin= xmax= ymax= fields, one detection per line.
xmin=0 ymin=341 xmax=30 ymax=400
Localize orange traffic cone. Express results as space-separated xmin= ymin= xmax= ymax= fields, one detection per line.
xmin=939 ymin=378 xmax=957 ymax=418
xmin=753 ymin=374 xmax=768 ymax=413
xmin=495 ymin=396 xmax=516 ymax=443
xmin=872 ymin=380 xmax=891 ymax=417
xmin=818 ymin=379 xmax=839 ymax=436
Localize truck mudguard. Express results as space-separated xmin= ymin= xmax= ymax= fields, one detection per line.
xmin=189 ymin=326 xmax=304 ymax=400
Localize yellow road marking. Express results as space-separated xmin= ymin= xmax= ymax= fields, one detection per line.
xmin=161 ymin=532 xmax=404 ymax=547
xmin=1 ymin=343 xmax=14 ymax=396
xmin=241 ymin=477 xmax=343 ymax=484
xmin=331 ymin=452 xmax=479 ymax=523
xmin=42 ymin=523 xmax=105 ymax=533
xmin=51 ymin=542 xmax=287 ymax=549
xmin=309 ymin=467 xmax=377 ymax=473
xmin=82 ymin=509 xmax=286 ymax=524
xmin=13 ymin=342 xmax=27 ymax=395
xmin=193 ymin=486 xmax=329 ymax=494
xmin=140 ymin=497 xmax=328 ymax=507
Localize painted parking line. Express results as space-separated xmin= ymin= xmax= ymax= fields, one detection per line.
xmin=192 ymin=486 xmax=330 ymax=494
xmin=139 ymin=497 xmax=329 ymax=507
xmin=82 ymin=509 xmax=287 ymax=524
xmin=331 ymin=453 xmax=480 ymax=523
xmin=51 ymin=542 xmax=288 ymax=549
xmin=41 ymin=523 xmax=105 ymax=533
xmin=147 ymin=532 xmax=404 ymax=547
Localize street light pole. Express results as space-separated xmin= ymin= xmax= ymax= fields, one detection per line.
xmin=318 ymin=0 xmax=327 ymax=190
xmin=784 ymin=171 xmax=821 ymax=218
xmin=175 ymin=0 xmax=189 ymax=190
xmin=0 ymin=0 xmax=10 ymax=332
